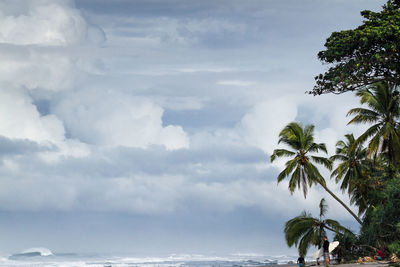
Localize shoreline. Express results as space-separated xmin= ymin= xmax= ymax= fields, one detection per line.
xmin=261 ymin=263 xmax=391 ymax=267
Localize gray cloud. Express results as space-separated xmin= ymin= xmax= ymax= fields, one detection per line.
xmin=0 ymin=0 xmax=382 ymax=256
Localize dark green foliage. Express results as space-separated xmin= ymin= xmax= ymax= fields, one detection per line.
xmin=347 ymin=82 xmax=400 ymax=168
xmin=333 ymin=232 xmax=360 ymax=262
xmin=359 ymin=176 xmax=400 ymax=250
xmin=271 ymin=122 xmax=362 ymax=224
xmin=330 ymin=134 xmax=370 ymax=215
xmin=284 ymin=199 xmax=354 ymax=256
xmin=275 ymin=1 xmax=400 ymax=260
xmin=271 ymin=122 xmax=331 ymax=198
xmin=389 ymin=242 xmax=400 ymax=257
xmin=311 ymin=0 xmax=400 ymax=95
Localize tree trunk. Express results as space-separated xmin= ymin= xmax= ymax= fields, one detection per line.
xmin=324 ymin=225 xmax=342 ymax=235
xmin=319 ymin=183 xmax=363 ymax=225
xmin=388 ymin=134 xmax=395 ymax=179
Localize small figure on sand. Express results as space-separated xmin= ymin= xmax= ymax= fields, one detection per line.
xmin=323 ymin=236 xmax=330 ymax=266
xmin=297 ymin=255 xmax=305 ymax=267
xmin=374 ymin=249 xmax=384 ymax=261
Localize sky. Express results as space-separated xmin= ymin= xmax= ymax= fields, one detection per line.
xmin=0 ymin=0 xmax=384 ymax=257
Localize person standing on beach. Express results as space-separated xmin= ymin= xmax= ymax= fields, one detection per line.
xmin=375 ymin=249 xmax=384 ymax=260
xmin=297 ymin=255 xmax=305 ymax=267
xmin=323 ymin=236 xmax=330 ymax=266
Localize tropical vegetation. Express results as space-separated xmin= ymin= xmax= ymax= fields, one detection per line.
xmin=271 ymin=0 xmax=400 ymax=261
xmin=271 ymin=123 xmax=362 ymax=224
xmin=311 ymin=0 xmax=400 ymax=95
xmin=284 ymin=199 xmax=354 ymax=256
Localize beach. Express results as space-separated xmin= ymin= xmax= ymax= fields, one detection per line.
xmin=263 ymin=263 xmax=391 ymax=267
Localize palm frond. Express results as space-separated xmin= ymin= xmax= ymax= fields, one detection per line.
xmin=270 ymin=149 xmax=296 ymax=162
xmin=311 ymin=156 xmax=332 ymax=170
xmin=324 ymin=219 xmax=355 ymax=236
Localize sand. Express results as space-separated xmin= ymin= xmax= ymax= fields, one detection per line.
xmin=259 ymin=262 xmax=391 ymax=267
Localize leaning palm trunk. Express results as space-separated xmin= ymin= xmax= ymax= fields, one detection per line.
xmin=319 ymin=182 xmax=362 ymax=225
xmin=272 ymin=122 xmax=364 ymax=226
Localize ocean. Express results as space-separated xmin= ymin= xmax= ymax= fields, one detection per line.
xmin=0 ymin=250 xmax=300 ymax=267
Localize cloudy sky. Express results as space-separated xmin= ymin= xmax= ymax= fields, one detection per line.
xmin=0 ymin=0 xmax=382 ymax=256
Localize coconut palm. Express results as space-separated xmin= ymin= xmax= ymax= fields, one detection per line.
xmin=347 ymin=81 xmax=400 ymax=168
xmin=330 ymin=134 xmax=367 ymax=193
xmin=284 ymin=198 xmax=354 ymax=256
xmin=271 ymin=122 xmax=362 ymax=225
xmin=330 ymin=134 xmax=370 ymax=215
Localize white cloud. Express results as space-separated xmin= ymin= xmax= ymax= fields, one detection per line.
xmin=0 ymin=48 xmax=79 ymax=91
xmin=0 ymin=88 xmax=64 ymax=144
xmin=53 ymin=89 xmax=189 ymax=150
xmin=0 ymin=0 xmax=105 ymax=91
xmin=0 ymin=0 xmax=368 ymax=229
xmin=238 ymin=98 xmax=298 ymax=154
xmin=0 ymin=0 xmax=190 ymax=158
xmin=0 ymin=87 xmax=90 ymax=160
xmin=305 ymin=93 xmax=369 ymax=155
xmin=0 ymin=0 xmax=104 ymax=46
xmin=0 ymin=0 xmax=103 ymax=159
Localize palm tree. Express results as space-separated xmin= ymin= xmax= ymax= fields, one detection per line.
xmin=271 ymin=122 xmax=362 ymax=225
xmin=347 ymin=81 xmax=400 ymax=169
xmin=330 ymin=134 xmax=370 ymax=215
xmin=284 ymin=198 xmax=354 ymax=256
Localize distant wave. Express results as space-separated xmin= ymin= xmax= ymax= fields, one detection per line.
xmin=21 ymin=247 xmax=53 ymax=256
xmin=9 ymin=247 xmax=53 ymax=259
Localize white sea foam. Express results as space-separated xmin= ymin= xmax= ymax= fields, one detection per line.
xmin=0 ymin=252 xmax=299 ymax=267
xmin=21 ymin=247 xmax=53 ymax=256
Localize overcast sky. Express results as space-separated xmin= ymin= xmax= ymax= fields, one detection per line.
xmin=0 ymin=0 xmax=383 ymax=257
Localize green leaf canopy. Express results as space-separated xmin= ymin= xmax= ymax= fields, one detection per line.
xmin=311 ymin=0 xmax=400 ymax=95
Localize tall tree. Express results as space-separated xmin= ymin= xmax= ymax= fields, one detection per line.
xmin=330 ymin=134 xmax=370 ymax=215
xmin=271 ymin=122 xmax=362 ymax=224
xmin=347 ymin=81 xmax=400 ymax=169
xmin=284 ymin=198 xmax=354 ymax=256
xmin=311 ymin=0 xmax=400 ymax=95
xmin=359 ymin=177 xmax=400 ymax=249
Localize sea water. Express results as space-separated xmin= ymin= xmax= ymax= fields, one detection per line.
xmin=0 ymin=251 xmax=300 ymax=267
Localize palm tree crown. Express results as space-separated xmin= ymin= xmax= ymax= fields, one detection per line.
xmin=284 ymin=198 xmax=354 ymax=256
xmin=271 ymin=122 xmax=332 ymax=198
xmin=347 ymin=82 xmax=400 ymax=166
xmin=330 ymin=134 xmax=367 ymax=194
xmin=330 ymin=134 xmax=370 ymax=215
xmin=272 ymin=122 xmax=362 ymax=224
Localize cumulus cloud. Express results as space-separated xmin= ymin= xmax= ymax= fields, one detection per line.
xmin=0 ymin=0 xmax=365 ymax=226
xmin=0 ymin=47 xmax=80 ymax=90
xmin=0 ymin=0 xmax=188 ymax=158
xmin=237 ymin=98 xmax=298 ymax=154
xmin=0 ymin=87 xmax=89 ymax=160
xmin=52 ymin=89 xmax=189 ymax=150
xmin=300 ymin=93 xmax=369 ymax=155
xmin=0 ymin=0 xmax=105 ymax=91
xmin=0 ymin=0 xmax=104 ymax=160
xmin=0 ymin=88 xmax=64 ymax=144
xmin=0 ymin=0 xmax=105 ymax=46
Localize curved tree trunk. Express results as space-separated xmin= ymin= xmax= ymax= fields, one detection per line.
xmin=323 ymin=225 xmax=343 ymax=235
xmin=319 ymin=183 xmax=363 ymax=225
